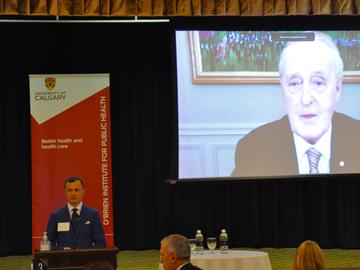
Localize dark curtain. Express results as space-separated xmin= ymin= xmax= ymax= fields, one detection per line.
xmin=1 ymin=18 xmax=360 ymax=256
xmin=173 ymin=176 xmax=360 ymax=249
xmin=0 ymin=22 xmax=176 ymax=255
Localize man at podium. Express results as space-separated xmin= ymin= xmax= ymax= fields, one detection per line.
xmin=46 ymin=176 xmax=106 ymax=250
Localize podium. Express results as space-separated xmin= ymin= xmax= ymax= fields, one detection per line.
xmin=34 ymin=247 xmax=119 ymax=270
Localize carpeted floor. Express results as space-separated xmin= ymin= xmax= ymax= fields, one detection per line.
xmin=0 ymin=248 xmax=360 ymax=270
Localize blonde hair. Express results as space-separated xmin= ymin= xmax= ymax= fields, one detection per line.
xmin=293 ymin=240 xmax=325 ymax=270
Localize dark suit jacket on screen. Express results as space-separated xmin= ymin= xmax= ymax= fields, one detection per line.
xmin=46 ymin=204 xmax=106 ymax=250
xmin=231 ymin=112 xmax=360 ymax=177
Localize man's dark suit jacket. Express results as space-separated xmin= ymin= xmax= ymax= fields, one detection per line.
xmin=47 ymin=204 xmax=106 ymax=250
xmin=180 ymin=262 xmax=202 ymax=270
xmin=231 ymin=112 xmax=360 ymax=177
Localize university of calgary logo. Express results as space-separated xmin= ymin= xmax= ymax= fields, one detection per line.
xmin=45 ymin=77 xmax=56 ymax=91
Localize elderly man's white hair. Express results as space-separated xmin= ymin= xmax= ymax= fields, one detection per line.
xmin=278 ymin=31 xmax=344 ymax=82
xmin=161 ymin=234 xmax=191 ymax=260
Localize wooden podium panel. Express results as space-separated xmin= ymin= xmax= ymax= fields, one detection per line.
xmin=34 ymin=247 xmax=118 ymax=270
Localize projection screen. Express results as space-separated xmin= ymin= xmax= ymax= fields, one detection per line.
xmin=176 ymin=30 xmax=360 ymax=179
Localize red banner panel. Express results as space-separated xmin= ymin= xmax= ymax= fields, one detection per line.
xmin=30 ymin=74 xmax=114 ymax=254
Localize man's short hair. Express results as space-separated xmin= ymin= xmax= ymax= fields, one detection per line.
xmin=279 ymin=31 xmax=344 ymax=82
xmin=64 ymin=176 xmax=84 ymax=189
xmin=161 ymin=234 xmax=191 ymax=260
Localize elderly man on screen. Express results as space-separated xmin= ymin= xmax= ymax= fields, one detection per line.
xmin=160 ymin=234 xmax=202 ymax=270
xmin=231 ymin=31 xmax=360 ymax=177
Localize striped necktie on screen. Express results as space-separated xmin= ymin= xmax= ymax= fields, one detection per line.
xmin=306 ymin=147 xmax=322 ymax=174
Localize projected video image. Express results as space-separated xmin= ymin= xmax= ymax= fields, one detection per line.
xmin=176 ymin=30 xmax=360 ymax=179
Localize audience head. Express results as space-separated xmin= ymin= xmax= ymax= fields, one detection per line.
xmin=84 ymin=261 xmax=114 ymax=270
xmin=279 ymin=31 xmax=343 ymax=145
xmin=64 ymin=176 xmax=85 ymax=207
xmin=160 ymin=234 xmax=191 ymax=270
xmin=293 ymin=240 xmax=325 ymax=270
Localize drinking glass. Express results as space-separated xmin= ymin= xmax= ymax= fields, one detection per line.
xmin=207 ymin=237 xmax=217 ymax=253
xmin=188 ymin=238 xmax=196 ymax=255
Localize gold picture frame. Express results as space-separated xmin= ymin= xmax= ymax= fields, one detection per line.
xmin=189 ymin=30 xmax=360 ymax=84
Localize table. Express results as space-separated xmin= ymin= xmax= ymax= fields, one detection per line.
xmin=159 ymin=250 xmax=272 ymax=270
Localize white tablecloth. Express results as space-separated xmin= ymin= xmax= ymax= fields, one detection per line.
xmin=159 ymin=250 xmax=272 ymax=270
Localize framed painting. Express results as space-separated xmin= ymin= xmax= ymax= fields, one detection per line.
xmin=189 ymin=30 xmax=360 ymax=84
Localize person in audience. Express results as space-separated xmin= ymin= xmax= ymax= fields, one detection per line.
xmin=84 ymin=261 xmax=114 ymax=270
xmin=160 ymin=234 xmax=202 ymax=270
xmin=293 ymin=240 xmax=325 ymax=270
xmin=46 ymin=176 xmax=106 ymax=250
xmin=231 ymin=31 xmax=360 ymax=177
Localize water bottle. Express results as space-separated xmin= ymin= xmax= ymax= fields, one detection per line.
xmin=219 ymin=229 xmax=228 ymax=254
xmin=195 ymin=229 xmax=204 ymax=254
xmin=40 ymin=232 xmax=50 ymax=251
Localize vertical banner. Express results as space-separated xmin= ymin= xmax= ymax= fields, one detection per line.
xmin=30 ymin=74 xmax=113 ymax=253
